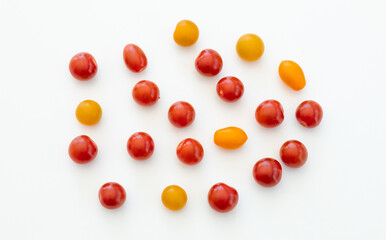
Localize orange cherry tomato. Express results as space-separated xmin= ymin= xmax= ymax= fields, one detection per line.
xmin=214 ymin=127 xmax=247 ymax=149
xmin=123 ymin=44 xmax=147 ymax=73
xmin=236 ymin=33 xmax=264 ymax=61
xmin=161 ymin=185 xmax=187 ymax=211
xmin=75 ymin=100 xmax=102 ymax=126
xmin=278 ymin=60 xmax=306 ymax=91
xmin=173 ymin=20 xmax=199 ymax=47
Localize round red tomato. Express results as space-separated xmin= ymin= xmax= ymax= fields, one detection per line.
xmin=176 ymin=138 xmax=204 ymax=165
xmin=296 ymin=100 xmax=323 ymax=128
xmin=253 ymin=158 xmax=282 ymax=187
xmin=123 ymin=44 xmax=147 ymax=73
xmin=69 ymin=52 xmax=98 ymax=81
xmin=255 ymin=100 xmax=284 ymax=128
xmin=216 ymin=76 xmax=244 ymax=102
xmin=68 ymin=135 xmax=98 ymax=164
xmin=168 ymin=101 xmax=195 ymax=128
xmin=195 ymin=49 xmax=223 ymax=76
xmin=208 ymin=183 xmax=238 ymax=213
xmin=280 ymin=140 xmax=308 ymax=168
xmin=132 ymin=80 xmax=160 ymax=106
xmin=98 ymin=182 xmax=126 ymax=209
xmin=127 ymin=132 xmax=154 ymax=160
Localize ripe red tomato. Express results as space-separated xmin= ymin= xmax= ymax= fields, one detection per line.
xmin=127 ymin=132 xmax=154 ymax=160
xmin=253 ymin=158 xmax=282 ymax=187
xmin=98 ymin=182 xmax=126 ymax=209
xmin=69 ymin=52 xmax=98 ymax=81
xmin=168 ymin=101 xmax=195 ymax=128
xmin=195 ymin=49 xmax=223 ymax=76
xmin=216 ymin=76 xmax=244 ymax=102
xmin=255 ymin=100 xmax=284 ymax=128
xmin=280 ymin=140 xmax=308 ymax=168
xmin=296 ymin=100 xmax=323 ymax=128
xmin=176 ymin=138 xmax=204 ymax=165
xmin=132 ymin=80 xmax=160 ymax=106
xmin=123 ymin=44 xmax=147 ymax=73
xmin=68 ymin=135 xmax=98 ymax=164
xmin=208 ymin=183 xmax=238 ymax=213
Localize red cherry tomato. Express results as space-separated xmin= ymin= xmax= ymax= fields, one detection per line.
xmin=216 ymin=76 xmax=244 ymax=102
xmin=280 ymin=140 xmax=308 ymax=168
xmin=68 ymin=135 xmax=98 ymax=164
xmin=123 ymin=44 xmax=147 ymax=73
xmin=255 ymin=100 xmax=284 ymax=128
xmin=208 ymin=183 xmax=238 ymax=213
xmin=132 ymin=80 xmax=160 ymax=106
xmin=98 ymin=182 xmax=126 ymax=209
xmin=296 ymin=100 xmax=323 ymax=128
xmin=127 ymin=132 xmax=154 ymax=160
xmin=69 ymin=52 xmax=98 ymax=81
xmin=168 ymin=101 xmax=195 ymax=128
xmin=176 ymin=138 xmax=204 ymax=165
xmin=253 ymin=158 xmax=282 ymax=187
xmin=195 ymin=49 xmax=223 ymax=76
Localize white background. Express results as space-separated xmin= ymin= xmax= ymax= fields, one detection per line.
xmin=0 ymin=0 xmax=385 ymax=239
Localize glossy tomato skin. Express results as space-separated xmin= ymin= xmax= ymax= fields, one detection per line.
xmin=168 ymin=101 xmax=195 ymax=128
xmin=69 ymin=52 xmax=98 ymax=81
xmin=173 ymin=20 xmax=199 ymax=47
xmin=132 ymin=80 xmax=160 ymax=106
xmin=208 ymin=183 xmax=238 ymax=213
xmin=161 ymin=185 xmax=188 ymax=211
xmin=280 ymin=140 xmax=308 ymax=168
xmin=123 ymin=44 xmax=147 ymax=73
xmin=98 ymin=182 xmax=126 ymax=209
xmin=75 ymin=100 xmax=102 ymax=126
xmin=68 ymin=135 xmax=98 ymax=164
xmin=216 ymin=76 xmax=244 ymax=102
xmin=127 ymin=132 xmax=154 ymax=160
xmin=236 ymin=33 xmax=264 ymax=61
xmin=195 ymin=49 xmax=223 ymax=76
xmin=213 ymin=126 xmax=248 ymax=150
xmin=253 ymin=158 xmax=282 ymax=187
xmin=176 ymin=138 xmax=204 ymax=165
xmin=296 ymin=100 xmax=323 ymax=128
xmin=255 ymin=100 xmax=284 ymax=128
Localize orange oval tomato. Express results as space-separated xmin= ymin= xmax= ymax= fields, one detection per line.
xmin=278 ymin=60 xmax=306 ymax=91
xmin=214 ymin=127 xmax=247 ymax=149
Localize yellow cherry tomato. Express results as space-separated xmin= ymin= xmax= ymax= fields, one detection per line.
xmin=278 ymin=60 xmax=306 ymax=91
xmin=214 ymin=126 xmax=248 ymax=150
xmin=236 ymin=33 xmax=264 ymax=61
xmin=75 ymin=100 xmax=102 ymax=126
xmin=173 ymin=20 xmax=199 ymax=47
xmin=161 ymin=185 xmax=187 ymax=211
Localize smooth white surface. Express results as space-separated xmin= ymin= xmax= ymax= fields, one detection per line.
xmin=0 ymin=0 xmax=385 ymax=239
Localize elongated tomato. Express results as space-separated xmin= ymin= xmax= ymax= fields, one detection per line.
xmin=123 ymin=44 xmax=147 ymax=73
xmin=278 ymin=60 xmax=306 ymax=91
xmin=214 ymin=126 xmax=247 ymax=149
